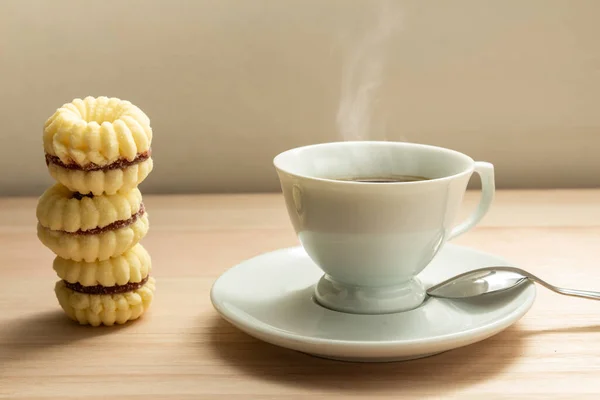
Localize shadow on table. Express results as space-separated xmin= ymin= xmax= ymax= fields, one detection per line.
xmin=0 ymin=310 xmax=132 ymax=370
xmin=206 ymin=315 xmax=514 ymax=395
xmin=205 ymin=315 xmax=600 ymax=395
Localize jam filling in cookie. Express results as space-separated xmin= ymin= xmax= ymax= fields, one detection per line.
xmin=45 ymin=150 xmax=151 ymax=172
xmin=63 ymin=203 xmax=146 ymax=236
xmin=64 ymin=276 xmax=150 ymax=295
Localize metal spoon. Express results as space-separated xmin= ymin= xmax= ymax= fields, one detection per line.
xmin=427 ymin=266 xmax=600 ymax=300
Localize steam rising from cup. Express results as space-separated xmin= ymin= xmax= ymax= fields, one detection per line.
xmin=336 ymin=1 xmax=402 ymax=142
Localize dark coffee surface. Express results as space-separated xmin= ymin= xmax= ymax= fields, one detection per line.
xmin=336 ymin=175 xmax=429 ymax=183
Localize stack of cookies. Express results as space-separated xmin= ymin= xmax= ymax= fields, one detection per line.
xmin=36 ymin=96 xmax=156 ymax=326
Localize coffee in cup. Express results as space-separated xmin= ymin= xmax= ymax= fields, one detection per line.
xmin=336 ymin=175 xmax=430 ymax=183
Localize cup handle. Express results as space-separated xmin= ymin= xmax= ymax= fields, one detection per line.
xmin=448 ymin=161 xmax=495 ymax=240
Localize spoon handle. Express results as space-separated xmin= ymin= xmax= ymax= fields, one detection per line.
xmin=486 ymin=266 xmax=600 ymax=301
xmin=517 ymin=270 xmax=600 ymax=300
xmin=549 ymin=287 xmax=600 ymax=300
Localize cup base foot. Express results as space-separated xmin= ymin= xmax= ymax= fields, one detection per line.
xmin=313 ymin=275 xmax=426 ymax=315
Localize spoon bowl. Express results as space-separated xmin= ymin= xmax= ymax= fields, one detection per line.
xmin=427 ymin=266 xmax=600 ymax=301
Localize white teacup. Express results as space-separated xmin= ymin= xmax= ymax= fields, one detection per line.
xmin=273 ymin=141 xmax=495 ymax=314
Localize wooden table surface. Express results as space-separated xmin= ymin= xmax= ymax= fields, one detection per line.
xmin=1 ymin=189 xmax=600 ymax=399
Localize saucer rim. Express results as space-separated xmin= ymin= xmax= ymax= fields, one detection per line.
xmin=210 ymin=244 xmax=537 ymax=348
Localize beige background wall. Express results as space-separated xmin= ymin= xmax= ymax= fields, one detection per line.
xmin=1 ymin=0 xmax=599 ymax=196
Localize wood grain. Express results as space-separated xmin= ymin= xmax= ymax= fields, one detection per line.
xmin=1 ymin=189 xmax=600 ymax=399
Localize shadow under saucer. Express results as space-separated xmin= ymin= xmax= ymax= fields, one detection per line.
xmin=203 ymin=315 xmax=525 ymax=395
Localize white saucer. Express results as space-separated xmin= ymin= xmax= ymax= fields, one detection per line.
xmin=210 ymin=244 xmax=536 ymax=362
